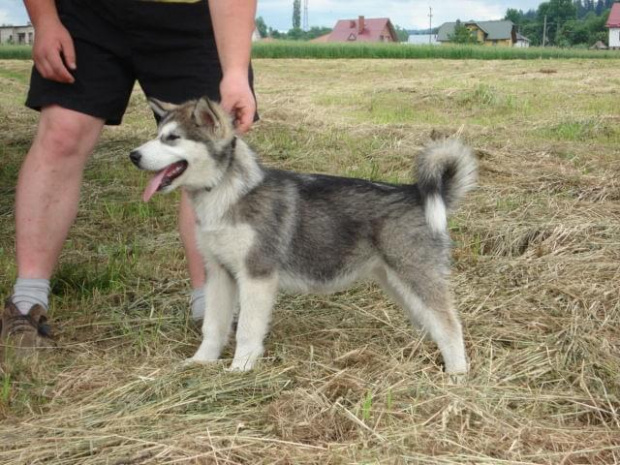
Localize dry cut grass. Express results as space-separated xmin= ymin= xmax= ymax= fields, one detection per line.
xmin=0 ymin=58 xmax=619 ymax=464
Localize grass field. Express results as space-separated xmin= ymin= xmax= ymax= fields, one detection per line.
xmin=251 ymin=41 xmax=620 ymax=60
xmin=0 ymin=45 xmax=31 ymax=60
xmin=0 ymin=58 xmax=619 ymax=464
xmin=3 ymin=43 xmax=620 ymax=61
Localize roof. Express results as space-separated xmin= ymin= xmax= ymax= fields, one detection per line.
xmin=327 ymin=17 xmax=398 ymax=43
xmin=590 ymin=40 xmax=609 ymax=49
xmin=607 ymin=3 xmax=620 ymax=28
xmin=310 ymin=33 xmax=331 ymax=43
xmin=0 ymin=24 xmax=34 ymax=30
xmin=437 ymin=20 xmax=515 ymax=42
xmin=516 ymin=33 xmax=530 ymax=42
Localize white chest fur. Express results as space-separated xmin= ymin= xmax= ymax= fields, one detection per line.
xmin=196 ymin=223 xmax=256 ymax=275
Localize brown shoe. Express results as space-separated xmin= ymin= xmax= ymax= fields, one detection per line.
xmin=0 ymin=299 xmax=54 ymax=357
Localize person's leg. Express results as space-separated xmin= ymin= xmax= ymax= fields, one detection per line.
xmin=16 ymin=105 xmax=105 ymax=281
xmin=2 ymin=2 xmax=139 ymax=357
xmin=18 ymin=0 xmax=133 ymax=292
xmin=2 ymin=106 xmax=105 ymax=353
xmin=179 ymin=190 xmax=207 ymax=288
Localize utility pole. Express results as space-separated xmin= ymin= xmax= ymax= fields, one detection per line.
xmin=429 ymin=6 xmax=433 ymax=45
xmin=542 ymin=14 xmax=548 ymax=47
xmin=303 ymin=0 xmax=309 ymax=32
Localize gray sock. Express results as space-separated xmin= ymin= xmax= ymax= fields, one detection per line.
xmin=190 ymin=288 xmax=205 ymax=321
xmin=12 ymin=278 xmax=51 ymax=315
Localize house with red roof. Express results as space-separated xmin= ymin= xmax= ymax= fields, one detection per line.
xmin=607 ymin=2 xmax=620 ymax=49
xmin=321 ymin=16 xmax=399 ymax=43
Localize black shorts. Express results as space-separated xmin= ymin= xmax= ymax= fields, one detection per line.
xmin=26 ymin=0 xmax=256 ymax=125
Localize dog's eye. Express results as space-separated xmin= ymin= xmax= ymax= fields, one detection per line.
xmin=164 ymin=134 xmax=180 ymax=142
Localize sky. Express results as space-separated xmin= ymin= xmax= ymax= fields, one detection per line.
xmin=1 ymin=0 xmax=544 ymax=31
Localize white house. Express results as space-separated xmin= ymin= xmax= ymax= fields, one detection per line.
xmin=0 ymin=24 xmax=35 ymax=45
xmin=607 ymin=2 xmax=620 ymax=49
xmin=514 ymin=33 xmax=530 ymax=48
xmin=252 ymin=27 xmax=262 ymax=42
xmin=407 ymin=33 xmax=439 ymax=45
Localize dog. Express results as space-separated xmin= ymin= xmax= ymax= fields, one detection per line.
xmin=129 ymin=97 xmax=477 ymax=373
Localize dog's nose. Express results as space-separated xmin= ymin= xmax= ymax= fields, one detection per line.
xmin=129 ymin=150 xmax=141 ymax=166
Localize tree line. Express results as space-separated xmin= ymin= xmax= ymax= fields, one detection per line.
xmin=505 ymin=0 xmax=617 ymax=47
xmin=255 ymin=0 xmax=332 ymax=41
xmin=256 ymin=15 xmax=333 ymax=41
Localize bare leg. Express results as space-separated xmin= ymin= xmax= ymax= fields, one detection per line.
xmin=376 ymin=267 xmax=468 ymax=374
xmin=229 ymin=275 xmax=278 ymax=371
xmin=16 ymin=106 xmax=104 ymax=279
xmin=179 ymin=191 xmax=206 ymax=289
xmin=189 ymin=260 xmax=237 ymax=363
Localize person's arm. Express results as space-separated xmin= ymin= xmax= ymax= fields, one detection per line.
xmin=24 ymin=0 xmax=76 ymax=83
xmin=208 ymin=0 xmax=257 ymax=133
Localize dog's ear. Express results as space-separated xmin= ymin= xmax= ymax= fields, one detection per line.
xmin=192 ymin=97 xmax=235 ymax=140
xmin=148 ymin=98 xmax=179 ymax=118
xmin=192 ymin=97 xmax=220 ymax=129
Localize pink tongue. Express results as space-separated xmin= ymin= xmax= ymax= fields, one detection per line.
xmin=142 ymin=169 xmax=168 ymax=202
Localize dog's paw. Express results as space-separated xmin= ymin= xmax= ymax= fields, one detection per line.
xmin=446 ymin=372 xmax=468 ymax=386
xmin=182 ymin=356 xmax=217 ymax=367
xmin=227 ymin=359 xmax=256 ymax=372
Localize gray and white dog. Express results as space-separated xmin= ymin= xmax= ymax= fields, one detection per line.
xmin=130 ymin=97 xmax=477 ymax=373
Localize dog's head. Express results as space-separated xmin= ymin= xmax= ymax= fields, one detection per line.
xmin=130 ymin=97 xmax=237 ymax=201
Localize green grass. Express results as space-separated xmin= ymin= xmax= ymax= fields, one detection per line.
xmin=4 ymin=43 xmax=620 ymax=61
xmin=540 ymin=117 xmax=620 ymax=142
xmin=252 ymin=41 xmax=620 ymax=60
xmin=0 ymin=45 xmax=31 ymax=60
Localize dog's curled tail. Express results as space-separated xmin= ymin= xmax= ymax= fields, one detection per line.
xmin=416 ymin=139 xmax=478 ymax=233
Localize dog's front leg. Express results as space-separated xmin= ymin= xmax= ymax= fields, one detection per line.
xmin=189 ymin=262 xmax=237 ymax=364
xmin=229 ymin=274 xmax=278 ymax=371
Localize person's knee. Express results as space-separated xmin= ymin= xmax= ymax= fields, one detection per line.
xmin=34 ymin=106 xmax=103 ymax=162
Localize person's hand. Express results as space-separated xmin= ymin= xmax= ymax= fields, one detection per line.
xmin=32 ymin=18 xmax=76 ymax=84
xmin=219 ymin=71 xmax=255 ymax=134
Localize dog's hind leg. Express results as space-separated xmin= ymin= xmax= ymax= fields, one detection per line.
xmin=189 ymin=262 xmax=238 ymax=364
xmin=229 ymin=274 xmax=279 ymax=371
xmin=376 ymin=267 xmax=468 ymax=374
